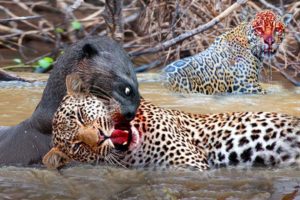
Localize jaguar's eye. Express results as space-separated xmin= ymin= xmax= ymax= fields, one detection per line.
xmin=125 ymin=87 xmax=131 ymax=96
xmin=255 ymin=27 xmax=263 ymax=35
xmin=275 ymin=28 xmax=283 ymax=35
xmin=98 ymin=128 xmax=104 ymax=136
xmin=275 ymin=23 xmax=284 ymax=35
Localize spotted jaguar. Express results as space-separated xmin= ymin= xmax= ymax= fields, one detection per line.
xmin=162 ymin=10 xmax=292 ymax=94
xmin=43 ymin=75 xmax=300 ymax=170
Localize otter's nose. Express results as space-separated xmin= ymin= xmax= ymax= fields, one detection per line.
xmin=124 ymin=111 xmax=136 ymax=121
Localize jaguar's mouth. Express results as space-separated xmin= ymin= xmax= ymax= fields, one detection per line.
xmin=262 ymin=43 xmax=277 ymax=57
xmin=110 ymin=121 xmax=139 ymax=151
xmin=263 ymin=48 xmax=276 ymax=56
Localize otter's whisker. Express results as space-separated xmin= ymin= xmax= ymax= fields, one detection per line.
xmin=89 ymin=84 xmax=111 ymax=95
xmin=89 ymin=88 xmax=111 ymax=101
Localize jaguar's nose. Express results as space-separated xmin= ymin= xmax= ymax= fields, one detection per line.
xmin=98 ymin=129 xmax=109 ymax=141
xmin=264 ymin=36 xmax=275 ymax=46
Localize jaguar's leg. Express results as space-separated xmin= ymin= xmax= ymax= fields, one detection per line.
xmin=176 ymin=142 xmax=210 ymax=171
xmin=229 ymin=69 xmax=267 ymax=94
xmin=242 ymin=82 xmax=267 ymax=94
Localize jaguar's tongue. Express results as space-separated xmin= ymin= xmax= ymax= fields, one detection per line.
xmin=110 ymin=129 xmax=129 ymax=146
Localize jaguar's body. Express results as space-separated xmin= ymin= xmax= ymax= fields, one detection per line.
xmin=162 ymin=10 xmax=291 ymax=94
xmin=46 ymin=95 xmax=300 ymax=171
xmin=124 ymin=100 xmax=300 ymax=170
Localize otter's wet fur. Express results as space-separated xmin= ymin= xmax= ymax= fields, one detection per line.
xmin=0 ymin=36 xmax=140 ymax=166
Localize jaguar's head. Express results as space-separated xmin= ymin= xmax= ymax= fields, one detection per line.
xmin=67 ymin=74 xmax=140 ymax=163
xmin=248 ymin=10 xmax=292 ymax=58
xmin=44 ymin=74 xmax=140 ymax=169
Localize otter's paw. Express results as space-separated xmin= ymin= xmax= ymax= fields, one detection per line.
xmin=42 ymin=147 xmax=70 ymax=169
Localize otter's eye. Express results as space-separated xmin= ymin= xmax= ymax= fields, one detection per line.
xmin=125 ymin=87 xmax=131 ymax=96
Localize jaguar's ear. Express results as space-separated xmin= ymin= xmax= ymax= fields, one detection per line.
xmin=282 ymin=13 xmax=293 ymax=26
xmin=82 ymin=43 xmax=98 ymax=59
xmin=42 ymin=147 xmax=70 ymax=169
xmin=66 ymin=73 xmax=85 ymax=95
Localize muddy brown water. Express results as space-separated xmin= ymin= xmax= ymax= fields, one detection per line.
xmin=0 ymin=72 xmax=300 ymax=199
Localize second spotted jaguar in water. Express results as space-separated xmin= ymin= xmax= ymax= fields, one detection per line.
xmin=162 ymin=10 xmax=292 ymax=94
xmin=43 ymin=74 xmax=300 ymax=170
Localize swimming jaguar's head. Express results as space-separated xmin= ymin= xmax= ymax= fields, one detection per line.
xmin=248 ymin=10 xmax=292 ymax=58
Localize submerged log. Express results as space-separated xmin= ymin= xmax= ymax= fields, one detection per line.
xmin=0 ymin=69 xmax=29 ymax=82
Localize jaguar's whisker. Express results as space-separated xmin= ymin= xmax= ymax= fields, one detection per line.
xmin=109 ymin=153 xmax=127 ymax=168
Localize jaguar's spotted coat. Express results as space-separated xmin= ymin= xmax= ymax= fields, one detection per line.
xmin=45 ymin=93 xmax=300 ymax=171
xmin=122 ymin=99 xmax=300 ymax=170
xmin=162 ymin=10 xmax=291 ymax=94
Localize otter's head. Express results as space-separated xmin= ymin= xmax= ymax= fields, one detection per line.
xmin=74 ymin=37 xmax=140 ymax=121
xmin=248 ymin=10 xmax=292 ymax=58
xmin=37 ymin=37 xmax=139 ymax=134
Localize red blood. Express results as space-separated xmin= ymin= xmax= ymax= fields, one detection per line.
xmin=110 ymin=129 xmax=129 ymax=145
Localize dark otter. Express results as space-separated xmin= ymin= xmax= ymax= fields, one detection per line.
xmin=0 ymin=36 xmax=140 ymax=166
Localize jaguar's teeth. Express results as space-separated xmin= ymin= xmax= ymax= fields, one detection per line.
xmin=123 ymin=142 xmax=127 ymax=145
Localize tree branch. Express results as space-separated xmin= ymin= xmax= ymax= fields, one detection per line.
xmin=0 ymin=15 xmax=42 ymax=23
xmin=129 ymin=0 xmax=248 ymax=57
xmin=0 ymin=69 xmax=29 ymax=82
xmin=258 ymin=0 xmax=283 ymax=15
xmin=102 ymin=0 xmax=124 ymax=43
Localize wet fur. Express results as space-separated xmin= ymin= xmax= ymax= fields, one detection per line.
xmin=0 ymin=36 xmax=140 ymax=166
